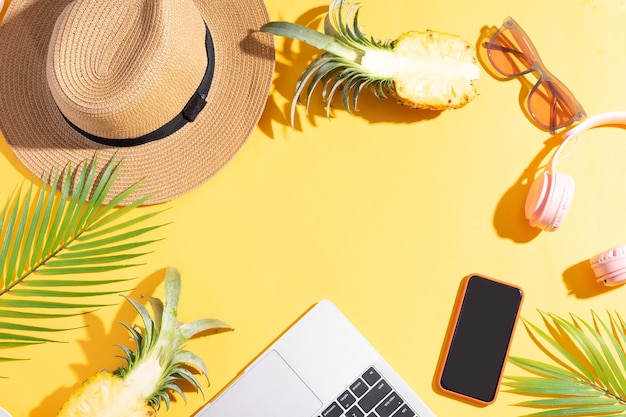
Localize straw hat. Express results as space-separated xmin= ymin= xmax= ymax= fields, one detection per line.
xmin=0 ymin=0 xmax=275 ymax=204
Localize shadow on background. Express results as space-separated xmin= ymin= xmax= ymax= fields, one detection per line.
xmin=0 ymin=133 xmax=35 ymax=181
xmin=30 ymin=269 xmax=165 ymax=417
xmin=491 ymin=135 xmax=562 ymax=243
xmin=257 ymin=6 xmax=442 ymax=138
xmin=563 ymin=260 xmax=620 ymax=299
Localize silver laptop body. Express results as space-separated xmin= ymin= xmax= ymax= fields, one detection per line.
xmin=194 ymin=299 xmax=437 ymax=417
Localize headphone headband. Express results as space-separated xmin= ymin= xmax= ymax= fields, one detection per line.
xmin=548 ymin=112 xmax=626 ymax=172
xmin=563 ymin=111 xmax=626 ymax=139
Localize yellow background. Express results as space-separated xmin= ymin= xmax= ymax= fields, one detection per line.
xmin=2 ymin=0 xmax=626 ymax=415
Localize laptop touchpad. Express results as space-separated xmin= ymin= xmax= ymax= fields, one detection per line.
xmin=198 ymin=350 xmax=322 ymax=416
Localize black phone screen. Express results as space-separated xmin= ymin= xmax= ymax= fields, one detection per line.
xmin=438 ymin=274 xmax=523 ymax=403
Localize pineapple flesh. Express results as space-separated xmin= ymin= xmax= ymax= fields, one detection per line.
xmin=260 ymin=0 xmax=480 ymax=125
xmin=386 ymin=31 xmax=478 ymax=109
xmin=56 ymin=372 xmax=157 ymax=417
xmin=56 ymin=267 xmax=232 ymax=417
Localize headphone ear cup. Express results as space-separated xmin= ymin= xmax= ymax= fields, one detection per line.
xmin=525 ymin=170 xmax=575 ymax=231
xmin=590 ymin=244 xmax=626 ymax=286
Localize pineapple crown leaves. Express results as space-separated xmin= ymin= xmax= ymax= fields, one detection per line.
xmin=504 ymin=310 xmax=626 ymax=416
xmin=260 ymin=0 xmax=395 ymax=127
xmin=323 ymin=0 xmax=391 ymax=51
xmin=0 ymin=154 xmax=167 ymax=367
xmin=115 ymin=267 xmax=232 ymax=410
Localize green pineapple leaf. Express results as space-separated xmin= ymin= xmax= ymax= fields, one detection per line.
xmin=260 ymin=0 xmax=389 ymax=126
xmin=0 ymin=154 xmax=166 ymax=369
xmin=114 ymin=267 xmax=233 ymax=410
xmin=505 ymin=311 xmax=626 ymax=416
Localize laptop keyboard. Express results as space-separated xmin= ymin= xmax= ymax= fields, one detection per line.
xmin=320 ymin=367 xmax=418 ymax=417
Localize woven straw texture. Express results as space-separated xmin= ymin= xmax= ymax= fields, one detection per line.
xmin=0 ymin=0 xmax=275 ymax=205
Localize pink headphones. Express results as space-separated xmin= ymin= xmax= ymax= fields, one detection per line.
xmin=525 ymin=111 xmax=626 ymax=286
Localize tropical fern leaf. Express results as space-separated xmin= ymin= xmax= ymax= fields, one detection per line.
xmin=0 ymin=155 xmax=166 ymax=366
xmin=504 ymin=311 xmax=626 ymax=416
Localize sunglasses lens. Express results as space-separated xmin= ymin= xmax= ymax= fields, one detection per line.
xmin=487 ymin=26 xmax=536 ymax=77
xmin=528 ymin=80 xmax=579 ymax=131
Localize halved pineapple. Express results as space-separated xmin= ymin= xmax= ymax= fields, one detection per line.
xmin=261 ymin=0 xmax=480 ymax=125
xmin=56 ymin=267 xmax=232 ymax=417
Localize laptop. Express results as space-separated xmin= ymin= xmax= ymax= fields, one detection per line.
xmin=194 ymin=299 xmax=437 ymax=417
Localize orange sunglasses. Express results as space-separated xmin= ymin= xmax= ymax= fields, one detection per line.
xmin=485 ymin=17 xmax=586 ymax=134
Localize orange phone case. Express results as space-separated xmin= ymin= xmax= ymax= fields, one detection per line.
xmin=436 ymin=273 xmax=524 ymax=405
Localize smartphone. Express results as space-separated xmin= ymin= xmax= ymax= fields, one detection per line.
xmin=437 ymin=274 xmax=523 ymax=404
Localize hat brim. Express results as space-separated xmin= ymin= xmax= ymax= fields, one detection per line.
xmin=0 ymin=0 xmax=275 ymax=205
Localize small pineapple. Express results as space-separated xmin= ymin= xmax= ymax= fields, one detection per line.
xmin=261 ymin=0 xmax=480 ymax=126
xmin=57 ymin=267 xmax=232 ymax=417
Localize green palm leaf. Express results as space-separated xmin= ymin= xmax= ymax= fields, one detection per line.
xmin=0 ymin=155 xmax=166 ymax=368
xmin=505 ymin=311 xmax=626 ymax=416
